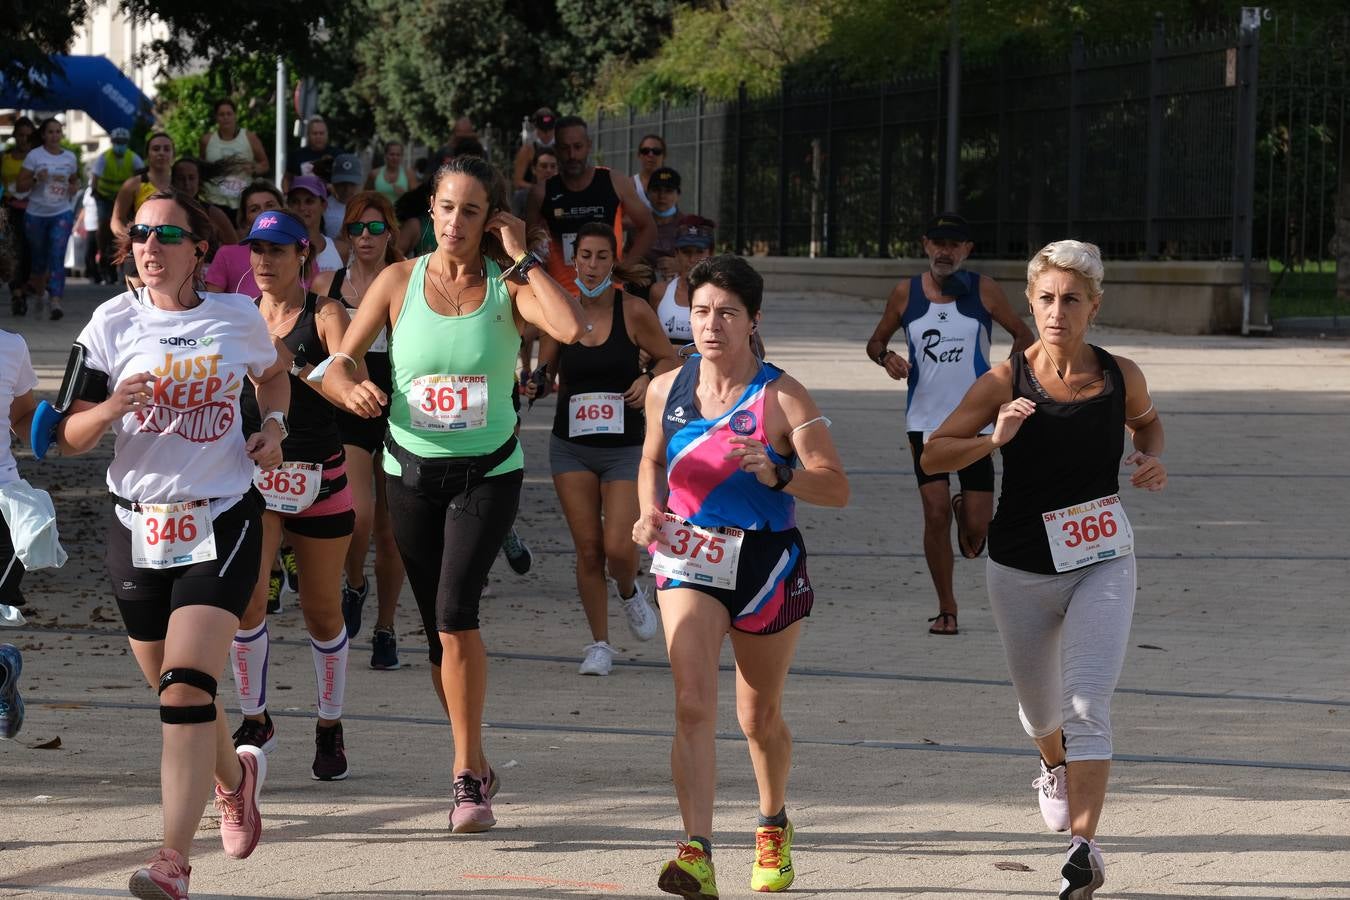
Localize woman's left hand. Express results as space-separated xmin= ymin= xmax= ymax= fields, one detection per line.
xmin=1124 ymin=451 xmax=1166 ymax=492
xmin=245 ymin=430 xmax=283 ymax=470
xmin=727 ymin=436 xmax=778 ymax=487
xmin=622 ymin=372 xmax=651 ymax=408
xmin=486 ymin=211 xmax=528 ymax=260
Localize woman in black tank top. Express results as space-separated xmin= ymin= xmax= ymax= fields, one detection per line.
xmin=230 ymin=209 xmax=363 ymax=782
xmin=309 ymin=191 xmax=408 ymax=671
xmin=528 ymin=223 xmax=678 ymax=675
xmin=922 ymin=241 xmax=1166 ymax=900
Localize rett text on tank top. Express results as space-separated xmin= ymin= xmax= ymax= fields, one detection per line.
xmin=901 ymin=270 xmax=992 ymax=435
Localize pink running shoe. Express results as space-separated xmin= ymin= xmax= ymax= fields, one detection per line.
xmin=1034 ymin=759 xmax=1071 ymax=832
xmin=450 ymin=769 xmax=496 ymax=833
xmin=129 ymin=847 xmax=191 ymax=900
xmin=215 ymin=744 xmax=267 ymax=859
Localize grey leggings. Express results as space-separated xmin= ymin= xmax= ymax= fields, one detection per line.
xmin=986 ymin=556 xmax=1136 ymax=762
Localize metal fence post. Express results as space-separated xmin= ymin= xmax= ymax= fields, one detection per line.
xmin=1067 ymin=31 xmax=1085 ymax=233
xmin=1144 ymin=13 xmax=1165 ymax=258
xmin=777 ymin=77 xmax=789 ymax=255
xmin=825 ymin=75 xmax=837 ymax=257
xmin=735 ymin=82 xmax=747 ymax=253
xmin=1233 ymin=8 xmax=1265 ymax=333
xmin=878 ymin=81 xmax=891 ymax=257
xmin=995 ymin=57 xmax=1009 ymax=255
xmin=694 ymin=92 xmax=704 ymax=215
xmin=627 ymin=106 xmax=635 ymax=175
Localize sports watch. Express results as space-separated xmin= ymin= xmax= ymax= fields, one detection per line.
xmin=770 ymin=463 xmax=794 ymax=491
xmin=263 ymin=410 xmax=289 ymax=440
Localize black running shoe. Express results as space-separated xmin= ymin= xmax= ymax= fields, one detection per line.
xmin=49 ymin=303 xmax=63 ymax=321
xmin=369 ymin=626 xmax=400 ymax=670
xmin=265 ymin=570 xmax=283 ymax=615
xmin=341 ymin=577 xmax=369 ymax=639
xmin=10 ymin=295 xmax=26 ymax=317
xmin=312 ymin=721 xmax=350 ymax=781
xmin=232 ymin=711 xmax=277 ymax=753
xmin=501 ymin=528 xmax=532 ymax=575
xmin=1059 ymin=837 xmax=1105 ymax=900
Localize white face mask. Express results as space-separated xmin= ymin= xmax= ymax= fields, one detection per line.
xmin=575 ymin=273 xmax=613 ymax=298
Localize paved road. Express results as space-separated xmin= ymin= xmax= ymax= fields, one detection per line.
xmin=1 ymin=280 xmax=1348 ymax=898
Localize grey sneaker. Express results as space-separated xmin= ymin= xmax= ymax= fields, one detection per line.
xmin=501 ymin=528 xmax=532 ymax=575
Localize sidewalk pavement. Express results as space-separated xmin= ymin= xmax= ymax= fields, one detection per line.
xmin=1 ymin=278 xmax=1347 ymax=899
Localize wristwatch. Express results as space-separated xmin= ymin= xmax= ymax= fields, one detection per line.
xmin=770 ymin=463 xmax=794 ymax=491
xmin=506 ymin=251 xmax=541 ymax=284
xmin=874 ymin=349 xmax=892 ymax=366
xmin=263 ymin=410 xmax=289 ymax=440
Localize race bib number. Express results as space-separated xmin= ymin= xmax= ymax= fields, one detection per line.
xmin=1042 ymin=493 xmax=1133 ymax=573
xmin=46 ymin=178 xmax=68 ymax=200
xmin=568 ymin=392 xmax=624 ymax=438
xmin=253 ymin=461 xmax=322 ymax=514
xmin=408 ymin=374 xmax=488 ymax=431
xmin=650 ymin=514 xmax=744 ymax=589
xmin=131 ymin=500 xmax=217 ymax=570
xmin=369 ymin=327 xmax=388 ymax=354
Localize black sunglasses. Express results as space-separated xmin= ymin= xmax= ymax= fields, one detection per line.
xmin=345 ymin=221 xmax=389 ymax=236
xmin=638 ymin=146 xmax=664 ymax=156
xmin=128 ymin=224 xmax=200 ymax=245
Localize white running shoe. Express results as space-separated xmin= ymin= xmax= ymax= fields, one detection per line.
xmin=1034 ymin=758 xmax=1070 ymax=832
xmin=1059 ymin=835 xmax=1105 ymax=900
xmin=578 ymin=641 xmax=615 ymax=676
xmin=614 ymin=578 xmax=659 ymax=642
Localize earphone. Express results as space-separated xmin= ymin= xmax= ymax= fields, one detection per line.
xmin=194 ymin=248 xmax=203 ymax=258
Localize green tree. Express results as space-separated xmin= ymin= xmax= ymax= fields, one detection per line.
xmin=153 ymin=57 xmax=278 ymax=165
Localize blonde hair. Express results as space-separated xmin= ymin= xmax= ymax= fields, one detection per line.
xmin=1026 ymin=240 xmax=1104 ymax=299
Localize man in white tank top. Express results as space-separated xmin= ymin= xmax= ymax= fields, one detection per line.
xmin=865 ymin=213 xmax=1033 ymax=635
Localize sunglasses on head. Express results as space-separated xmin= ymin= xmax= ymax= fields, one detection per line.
xmin=638 ymin=146 xmax=664 ymax=156
xmin=128 ymin=224 xmax=199 ymax=245
xmin=345 ymin=221 xmax=389 ymax=236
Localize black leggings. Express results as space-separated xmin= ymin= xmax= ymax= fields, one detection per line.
xmin=385 ymin=467 xmax=522 ymax=665
xmin=0 ymin=508 xmax=26 ymax=607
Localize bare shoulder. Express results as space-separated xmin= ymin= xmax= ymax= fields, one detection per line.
xmin=1111 ymin=353 xmax=1148 ymax=385
xmin=309 ymin=269 xmax=335 ymax=295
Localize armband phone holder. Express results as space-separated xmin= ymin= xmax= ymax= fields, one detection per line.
xmin=31 ymin=343 xmax=110 ymax=460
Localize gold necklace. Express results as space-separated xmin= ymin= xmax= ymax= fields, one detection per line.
xmin=429 ymin=258 xmax=484 ymax=315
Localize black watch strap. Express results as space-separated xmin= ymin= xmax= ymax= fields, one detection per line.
xmin=771 ymin=464 xmax=794 ymax=491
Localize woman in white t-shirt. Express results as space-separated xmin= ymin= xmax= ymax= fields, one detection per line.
xmin=56 ymin=190 xmax=289 ymax=899
xmin=15 ymin=118 xmax=80 ymax=320
xmin=0 ymin=329 xmax=39 ymax=608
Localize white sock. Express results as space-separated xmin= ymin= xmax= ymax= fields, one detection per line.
xmin=310 ymin=629 xmax=349 ymax=720
xmin=231 ymin=621 xmax=269 ymax=716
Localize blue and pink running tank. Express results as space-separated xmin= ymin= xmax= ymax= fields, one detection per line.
xmin=661 ymin=356 xmax=795 ymax=532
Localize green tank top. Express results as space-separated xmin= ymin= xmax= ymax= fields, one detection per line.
xmin=384 ymin=254 xmax=523 ymax=478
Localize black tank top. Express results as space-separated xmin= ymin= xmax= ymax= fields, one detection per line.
xmin=987 ymin=345 xmax=1127 ymax=575
xmin=241 ymin=292 xmax=341 ymax=463
xmin=551 ymin=291 xmax=644 ymax=447
xmin=329 ymin=268 xmax=393 ymax=396
xmin=540 ymin=168 xmax=621 ymax=282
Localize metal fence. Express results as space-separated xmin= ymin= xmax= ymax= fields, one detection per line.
xmin=593 ymin=12 xmax=1349 ymax=317
xmin=1254 ymin=13 xmax=1349 ymax=314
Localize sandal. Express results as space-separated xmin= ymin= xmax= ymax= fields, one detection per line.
xmin=952 ymin=493 xmax=985 ymax=559
xmin=927 ymin=612 xmax=959 ymax=635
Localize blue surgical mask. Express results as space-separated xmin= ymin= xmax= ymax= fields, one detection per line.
xmin=112 ymin=142 xmax=128 ymax=153
xmin=575 ymin=274 xmax=613 ymax=298
xmin=654 ymin=205 xmax=679 ymax=219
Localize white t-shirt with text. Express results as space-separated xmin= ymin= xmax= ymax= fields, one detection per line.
xmin=22 ymin=147 xmax=79 ymax=218
xmin=0 ymin=330 xmax=39 ymax=486
xmin=76 ymin=290 xmax=277 ymax=507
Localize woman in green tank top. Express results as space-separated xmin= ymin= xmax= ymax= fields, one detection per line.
xmin=323 ymin=155 xmax=585 ymax=832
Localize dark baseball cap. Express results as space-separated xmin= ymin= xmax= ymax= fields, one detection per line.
xmin=648 ymin=167 xmax=681 ymax=192
xmin=925 ymin=212 xmax=971 ymax=242
xmin=533 ymin=107 xmax=556 ymax=129
xmin=331 ymin=153 xmax=363 ymax=185
xmin=675 ymin=215 xmax=715 ymax=249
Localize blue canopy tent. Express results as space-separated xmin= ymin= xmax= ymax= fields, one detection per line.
xmin=0 ymin=55 xmax=153 ymax=133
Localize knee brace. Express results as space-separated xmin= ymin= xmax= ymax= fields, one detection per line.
xmin=158 ymin=667 xmax=218 ymax=724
